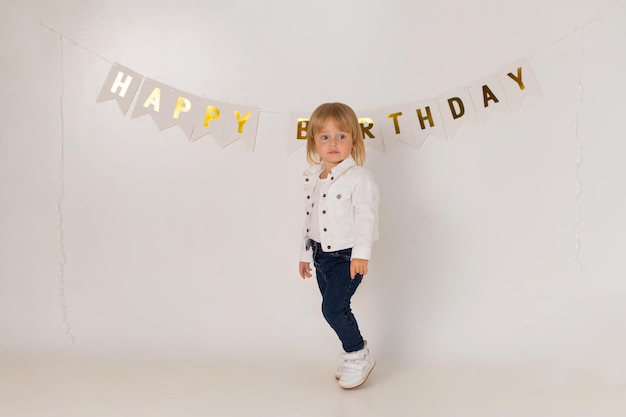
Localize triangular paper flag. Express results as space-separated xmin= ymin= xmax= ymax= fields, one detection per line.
xmin=216 ymin=104 xmax=260 ymax=149
xmin=130 ymin=78 xmax=179 ymax=131
xmin=438 ymin=87 xmax=479 ymax=138
xmin=408 ymin=98 xmax=448 ymax=146
xmin=357 ymin=109 xmax=385 ymax=153
xmin=96 ymin=63 xmax=143 ymax=116
xmin=189 ymin=98 xmax=227 ymax=142
xmin=498 ymin=59 xmax=543 ymax=112
xmin=469 ymin=75 xmax=512 ymax=126
xmin=379 ymin=105 xmax=413 ymax=150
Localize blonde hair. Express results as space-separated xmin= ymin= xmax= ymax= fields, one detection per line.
xmin=306 ymin=102 xmax=366 ymax=166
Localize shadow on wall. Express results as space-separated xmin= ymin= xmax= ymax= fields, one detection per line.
xmin=359 ymin=150 xmax=450 ymax=364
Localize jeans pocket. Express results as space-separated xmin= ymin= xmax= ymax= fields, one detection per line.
xmin=331 ymin=248 xmax=352 ymax=262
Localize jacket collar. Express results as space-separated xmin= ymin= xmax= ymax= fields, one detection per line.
xmin=303 ymin=155 xmax=357 ymax=179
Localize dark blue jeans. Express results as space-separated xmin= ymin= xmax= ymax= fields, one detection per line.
xmin=310 ymin=240 xmax=365 ymax=353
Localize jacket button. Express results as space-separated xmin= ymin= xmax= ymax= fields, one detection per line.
xmin=330 ymin=177 xmax=334 ymax=180
xmin=306 ymin=195 xmax=310 ymax=199
xmin=306 ymin=211 xmax=309 ymax=215
xmin=336 ymin=194 xmax=342 ymax=199
xmin=323 ymin=228 xmax=327 ymax=232
xmin=306 ymin=228 xmax=309 ymax=232
xmin=327 ymin=245 xmax=332 ymax=250
xmin=305 ymin=178 xmax=309 ymax=182
xmin=322 ymin=210 xmax=326 ymax=214
xmin=323 ymin=194 xmax=326 ymax=198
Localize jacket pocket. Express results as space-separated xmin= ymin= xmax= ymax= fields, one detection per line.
xmin=329 ymin=187 xmax=353 ymax=217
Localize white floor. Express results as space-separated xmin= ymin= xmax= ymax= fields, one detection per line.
xmin=1 ymin=353 xmax=624 ymax=417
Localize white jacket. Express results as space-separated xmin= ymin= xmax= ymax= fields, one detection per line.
xmin=300 ymin=155 xmax=379 ymax=262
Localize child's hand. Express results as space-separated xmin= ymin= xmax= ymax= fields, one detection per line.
xmin=299 ymin=262 xmax=312 ymax=279
xmin=350 ymin=259 xmax=368 ymax=279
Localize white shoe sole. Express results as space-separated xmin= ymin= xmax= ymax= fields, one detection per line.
xmin=338 ymin=360 xmax=375 ymax=389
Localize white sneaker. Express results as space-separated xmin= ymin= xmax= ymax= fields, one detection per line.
xmin=337 ymin=345 xmax=375 ymax=389
xmin=335 ymin=341 xmax=368 ymax=380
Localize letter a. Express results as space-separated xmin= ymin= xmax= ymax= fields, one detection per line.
xmin=143 ymin=87 xmax=161 ymax=112
xmin=482 ymin=85 xmax=499 ymax=108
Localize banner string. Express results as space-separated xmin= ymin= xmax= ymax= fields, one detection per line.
xmin=572 ymin=27 xmax=586 ymax=272
xmin=529 ymin=16 xmax=600 ymax=60
xmin=56 ymin=33 xmax=76 ymax=349
xmin=41 ymin=22 xmax=112 ymax=64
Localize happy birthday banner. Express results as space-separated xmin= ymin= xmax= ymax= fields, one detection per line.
xmin=96 ymin=59 xmax=541 ymax=153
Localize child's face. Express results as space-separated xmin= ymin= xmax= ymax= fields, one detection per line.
xmin=313 ymin=118 xmax=354 ymax=170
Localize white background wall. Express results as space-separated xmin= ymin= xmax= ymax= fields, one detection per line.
xmin=1 ymin=0 xmax=625 ymax=382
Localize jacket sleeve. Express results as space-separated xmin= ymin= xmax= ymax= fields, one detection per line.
xmin=351 ymin=170 xmax=379 ymax=260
